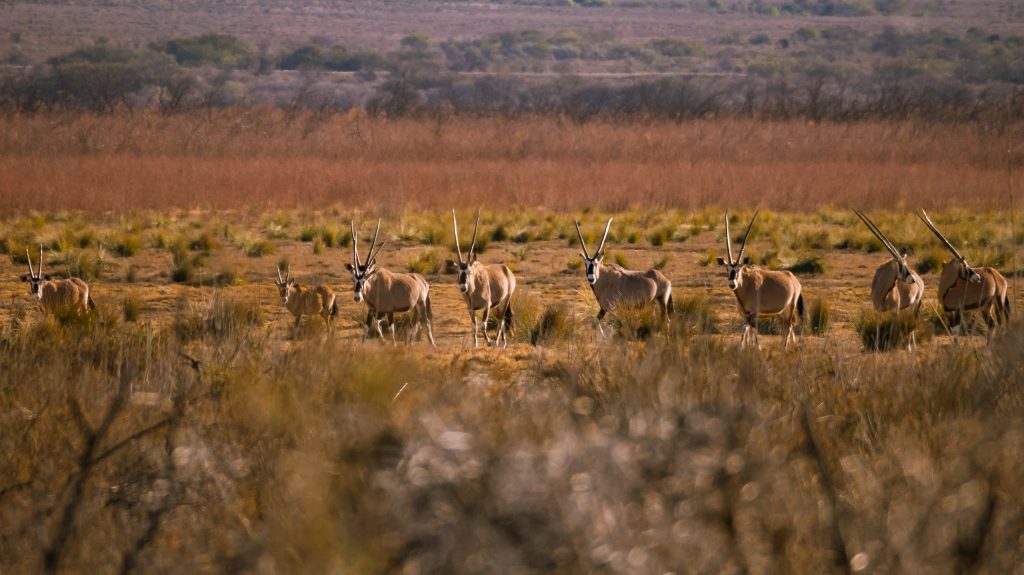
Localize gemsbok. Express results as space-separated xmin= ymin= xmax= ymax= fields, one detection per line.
xmin=275 ymin=265 xmax=339 ymax=334
xmin=918 ymin=209 xmax=1010 ymax=343
xmin=345 ymin=219 xmax=437 ymax=347
xmin=452 ymin=209 xmax=517 ymax=347
xmin=717 ymin=211 xmax=805 ymax=349
xmin=575 ymin=217 xmax=673 ymax=335
xmin=20 ymin=246 xmax=94 ymax=316
xmin=854 ymin=209 xmax=925 ymax=349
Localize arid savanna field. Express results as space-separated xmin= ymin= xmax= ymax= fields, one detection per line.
xmin=3 ymin=0 xmax=1024 ymax=572
xmin=2 ymin=110 xmax=1023 ymax=574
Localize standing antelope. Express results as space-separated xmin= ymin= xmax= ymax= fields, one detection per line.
xmin=345 ymin=219 xmax=437 ymax=347
xmin=918 ymin=210 xmax=1010 ymax=343
xmin=452 ymin=209 xmax=517 ymax=347
xmin=717 ymin=211 xmax=805 ymax=349
xmin=575 ymin=218 xmax=673 ymax=335
xmin=20 ymin=246 xmax=94 ymax=316
xmin=854 ymin=209 xmax=925 ymax=349
xmin=274 ymin=265 xmax=339 ymax=334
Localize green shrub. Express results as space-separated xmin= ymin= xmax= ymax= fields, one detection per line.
xmin=122 ymin=296 xmax=143 ymax=322
xmin=189 ymin=232 xmax=217 ymax=252
xmin=170 ymin=240 xmax=200 ymax=283
xmin=407 ymin=250 xmax=443 ymax=275
xmin=113 ymin=234 xmax=142 ymax=257
xmin=915 ymin=250 xmax=946 ymax=275
xmin=855 ymin=310 xmax=920 ymax=352
xmin=491 ymin=225 xmax=510 ymax=242
xmin=809 ymin=298 xmax=832 ymax=335
xmin=786 ymin=255 xmax=827 ymax=276
xmin=530 ymin=304 xmax=574 ymax=345
xmin=648 ymin=226 xmax=673 ymax=247
xmin=671 ymin=294 xmax=718 ymax=336
xmin=246 ymin=240 xmax=277 ymax=258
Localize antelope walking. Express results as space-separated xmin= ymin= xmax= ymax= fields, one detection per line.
xmin=575 ymin=218 xmax=673 ymax=335
xmin=717 ymin=211 xmax=805 ymax=349
xmin=452 ymin=209 xmax=517 ymax=347
xmin=346 ymin=219 xmax=437 ymax=347
xmin=20 ymin=246 xmax=94 ymax=316
xmin=275 ymin=265 xmax=339 ymax=334
xmin=854 ymin=209 xmax=925 ymax=349
xmin=918 ymin=210 xmax=1010 ymax=343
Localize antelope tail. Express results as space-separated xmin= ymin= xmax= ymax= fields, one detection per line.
xmin=1003 ymin=295 xmax=1012 ymax=322
xmin=667 ymin=293 xmax=674 ymax=314
xmin=797 ymin=294 xmax=806 ymax=324
xmin=330 ymin=300 xmax=339 ymax=318
xmin=503 ymin=300 xmax=514 ymax=338
xmin=425 ymin=294 xmax=434 ymax=321
xmin=87 ymin=296 xmax=96 ymax=311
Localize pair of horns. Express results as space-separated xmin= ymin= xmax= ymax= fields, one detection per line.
xmin=25 ymin=245 xmax=43 ymax=279
xmin=853 ymin=209 xmax=905 ymax=261
xmin=724 ymin=210 xmax=759 ymax=264
xmin=276 ymin=264 xmax=291 ymax=283
xmin=351 ymin=219 xmax=386 ymax=269
xmin=917 ymin=209 xmax=965 ymax=260
xmin=452 ymin=209 xmax=481 ymax=265
xmin=575 ymin=218 xmax=613 ymax=259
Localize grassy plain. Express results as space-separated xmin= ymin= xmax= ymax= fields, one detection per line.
xmin=2 ymin=111 xmax=1024 ymax=573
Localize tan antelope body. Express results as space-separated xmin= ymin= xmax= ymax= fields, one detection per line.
xmin=919 ymin=210 xmax=1010 ymax=342
xmin=20 ymin=246 xmax=94 ymax=316
xmin=346 ymin=220 xmax=437 ymax=347
xmin=575 ymin=218 xmax=673 ymax=335
xmin=275 ymin=266 xmax=338 ymax=333
xmin=452 ymin=210 xmax=517 ymax=347
xmin=717 ymin=212 xmax=805 ymax=349
xmin=854 ymin=210 xmax=925 ymax=349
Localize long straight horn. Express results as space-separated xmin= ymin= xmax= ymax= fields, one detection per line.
xmin=469 ymin=209 xmax=481 ymax=257
xmin=351 ymin=220 xmax=360 ymax=268
xmin=25 ymin=247 xmax=35 ymax=278
xmin=365 ymin=218 xmax=382 ymax=266
xmin=451 ymin=209 xmax=464 ymax=264
xmin=596 ymin=217 xmax=613 ymax=256
xmin=276 ymin=265 xmax=283 ymax=283
xmin=854 ymin=209 xmax=900 ymax=259
xmin=286 ymin=264 xmax=291 ymax=282
xmin=736 ymin=209 xmax=759 ymax=263
xmin=918 ymin=209 xmax=963 ymax=260
xmin=575 ymin=220 xmax=591 ymax=259
xmin=38 ymin=244 xmax=43 ymax=278
xmin=724 ymin=212 xmax=734 ymax=264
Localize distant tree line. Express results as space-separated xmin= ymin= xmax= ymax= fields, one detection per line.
xmin=0 ymin=31 xmax=1022 ymax=124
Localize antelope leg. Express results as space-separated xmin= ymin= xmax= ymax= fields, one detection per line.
xmin=424 ymin=313 xmax=437 ymax=348
xmin=482 ymin=306 xmax=493 ymax=345
xmin=471 ymin=310 xmax=479 ymax=348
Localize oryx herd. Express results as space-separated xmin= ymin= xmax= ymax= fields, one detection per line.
xmin=15 ymin=209 xmax=1013 ymax=349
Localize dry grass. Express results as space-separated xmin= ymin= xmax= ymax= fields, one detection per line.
xmin=1 ymin=111 xmax=1022 ymax=212
xmin=2 ymin=292 xmax=1023 ymax=573
xmin=2 ymin=110 xmax=1024 ymax=572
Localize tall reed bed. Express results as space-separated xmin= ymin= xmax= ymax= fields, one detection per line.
xmin=0 ymin=111 xmax=1020 ymax=212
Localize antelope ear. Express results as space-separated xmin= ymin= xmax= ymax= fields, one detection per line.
xmin=580 ymin=251 xmax=588 ymax=260
xmin=19 ymin=274 xmax=29 ymax=281
xmin=742 ymin=257 xmax=751 ymax=265
xmin=469 ymin=253 xmax=477 ymax=264
xmin=43 ymin=274 xmax=51 ymax=280
xmin=344 ymin=263 xmax=354 ymax=271
xmin=716 ymin=257 xmax=726 ymax=266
